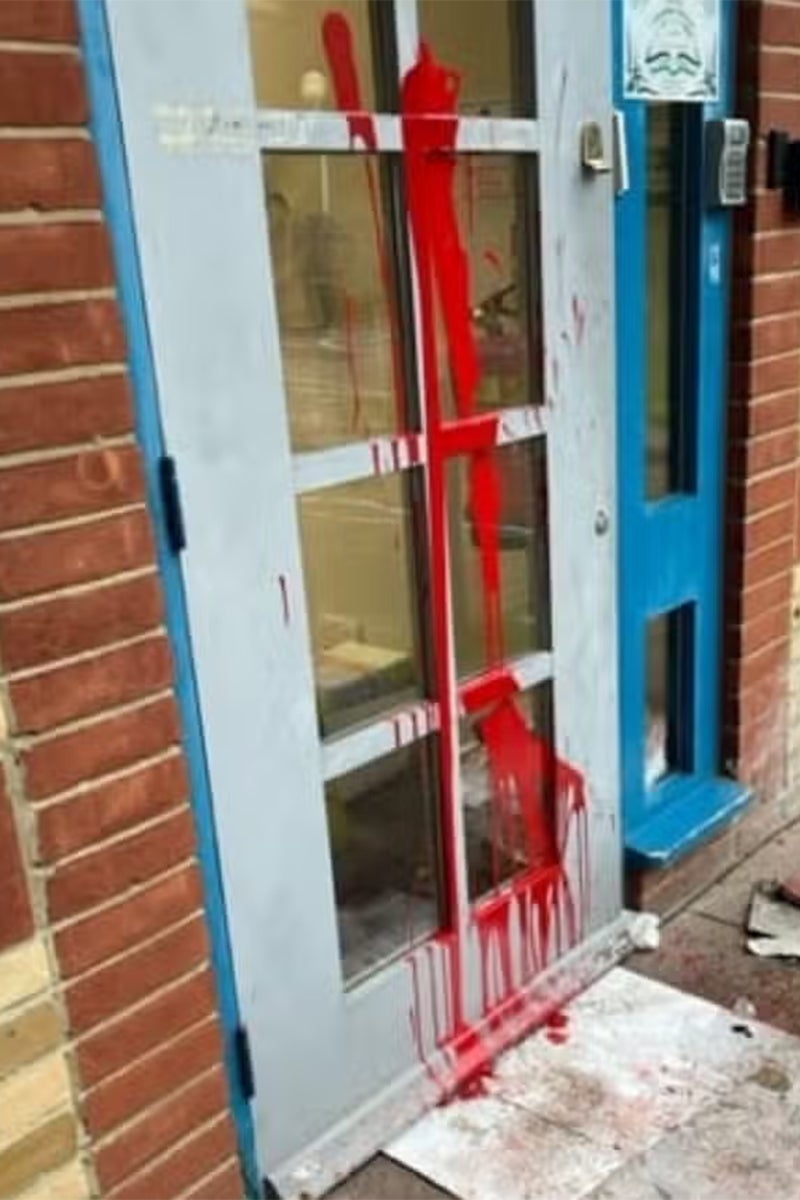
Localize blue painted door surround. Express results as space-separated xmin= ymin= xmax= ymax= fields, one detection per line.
xmin=614 ymin=0 xmax=751 ymax=867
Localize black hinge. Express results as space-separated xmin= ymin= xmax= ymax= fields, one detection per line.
xmin=233 ymin=1024 xmax=255 ymax=1101
xmin=158 ymin=455 xmax=186 ymax=554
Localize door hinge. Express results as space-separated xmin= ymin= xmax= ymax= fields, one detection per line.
xmin=233 ymin=1024 xmax=255 ymax=1100
xmin=157 ymin=455 xmax=186 ymax=554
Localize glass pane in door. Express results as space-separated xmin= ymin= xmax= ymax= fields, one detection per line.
xmin=246 ymin=0 xmax=379 ymax=112
xmin=417 ymin=0 xmax=534 ymax=116
xmin=435 ymin=156 xmax=542 ymax=418
xmin=461 ymin=682 xmax=554 ymax=900
xmin=325 ymin=738 xmax=442 ymax=982
xmin=263 ymin=153 xmax=407 ymax=451
xmin=298 ymin=472 xmax=425 ymax=738
xmin=447 ymin=440 xmax=551 ymax=678
xmin=647 ymin=105 xmax=672 ymax=497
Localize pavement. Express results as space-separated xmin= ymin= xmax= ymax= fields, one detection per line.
xmin=327 ymin=814 xmax=800 ymax=1199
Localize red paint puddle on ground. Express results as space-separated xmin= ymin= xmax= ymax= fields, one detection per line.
xmin=323 ymin=12 xmax=590 ymax=1100
xmin=545 ymin=1009 xmax=570 ymax=1045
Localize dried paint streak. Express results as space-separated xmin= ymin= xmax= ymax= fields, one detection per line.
xmin=322 ymin=12 xmax=405 ymax=428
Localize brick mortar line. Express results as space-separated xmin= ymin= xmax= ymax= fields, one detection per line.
xmin=0 ymin=361 xmax=126 ymax=391
xmin=729 ymin=425 xmax=800 ymax=447
xmin=4 ymin=628 xmax=170 ymax=684
xmin=67 ymin=961 xmax=211 ymax=1051
xmin=0 ymin=431 xmax=134 ymax=471
xmin=0 ymin=285 xmax=116 ymax=311
xmin=177 ymin=1154 xmax=240 ymax=1200
xmin=0 ymin=129 xmax=91 ymax=142
xmin=37 ymin=805 xmax=192 ymax=886
xmin=727 ymin=629 xmax=792 ymax=668
xmin=23 ymin=728 xmax=183 ymax=811
xmin=29 ymin=745 xmax=182 ymax=813
xmin=0 ymin=41 xmax=80 ymax=56
xmin=0 ymin=563 xmax=156 ymax=615
xmin=106 ymin=1109 xmax=233 ymax=1199
xmin=79 ymin=1012 xmax=218 ymax=1099
xmin=733 ymin=594 xmax=794 ymax=631
xmin=734 ymin=310 xmax=800 ymax=327
xmin=0 ymin=500 xmax=147 ymax=543
xmin=90 ymin=1061 xmax=224 ymax=1155
xmin=20 ymin=686 xmax=175 ymax=752
xmin=0 ymin=210 xmax=103 ymax=227
xmin=730 ymin=347 xmax=800 ymax=369
xmin=741 ymin=567 xmax=796 ymax=598
xmin=734 ymin=496 xmax=796 ymax=524
xmin=733 ymin=267 xmax=800 ymax=285
xmin=59 ymin=903 xmax=203 ymax=989
xmin=730 ymin=385 xmax=800 ymax=406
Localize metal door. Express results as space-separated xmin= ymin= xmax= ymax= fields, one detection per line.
xmin=105 ymin=1 xmax=626 ymax=1194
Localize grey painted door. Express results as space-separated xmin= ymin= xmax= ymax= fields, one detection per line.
xmin=106 ymin=1 xmax=623 ymax=1194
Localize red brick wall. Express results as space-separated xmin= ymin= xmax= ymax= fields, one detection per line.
xmin=0 ymin=3 xmax=243 ymax=1196
xmin=724 ymin=0 xmax=800 ymax=803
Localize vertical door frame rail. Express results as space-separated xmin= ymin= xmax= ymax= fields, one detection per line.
xmin=614 ymin=0 xmax=751 ymax=869
xmin=75 ymin=0 xmax=260 ymax=1192
xmin=101 ymin=0 xmax=635 ymax=1194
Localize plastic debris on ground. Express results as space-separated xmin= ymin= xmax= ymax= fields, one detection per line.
xmin=746 ymin=879 xmax=800 ymax=959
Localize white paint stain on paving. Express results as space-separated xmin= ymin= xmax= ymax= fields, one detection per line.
xmin=387 ymin=967 xmax=800 ymax=1200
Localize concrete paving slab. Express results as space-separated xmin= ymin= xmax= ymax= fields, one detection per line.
xmin=693 ymin=817 xmax=800 ymax=928
xmin=628 ymin=909 xmax=800 ymax=1037
xmin=385 ymin=967 xmax=800 ymax=1200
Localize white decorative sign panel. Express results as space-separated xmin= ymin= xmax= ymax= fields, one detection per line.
xmin=623 ymin=0 xmax=720 ymax=102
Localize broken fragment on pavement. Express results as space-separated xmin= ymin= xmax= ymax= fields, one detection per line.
xmin=746 ymin=881 xmax=800 ymax=959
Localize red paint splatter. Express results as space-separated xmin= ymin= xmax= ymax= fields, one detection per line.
xmin=322 ymin=12 xmax=405 ymax=429
xmin=277 ymin=574 xmax=290 ymax=626
xmin=545 ymin=1009 xmax=570 ymax=1044
xmin=401 ymin=39 xmax=590 ymax=1096
xmin=322 ymin=15 xmax=590 ymax=1100
xmin=483 ymin=246 xmax=504 ymax=275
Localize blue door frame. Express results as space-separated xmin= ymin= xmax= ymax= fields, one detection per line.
xmin=76 ymin=1 xmax=259 ymax=1190
xmin=614 ymin=0 xmax=751 ymax=867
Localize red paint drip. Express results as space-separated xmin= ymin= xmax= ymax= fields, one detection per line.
xmin=400 ymin=39 xmax=590 ymax=1098
xmin=322 ymin=11 xmax=405 ymax=431
xmin=483 ymin=246 xmax=504 ymax=275
xmin=545 ymin=1010 xmax=570 ymax=1045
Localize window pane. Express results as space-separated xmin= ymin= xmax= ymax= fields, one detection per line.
xmin=263 ymin=153 xmax=408 ymax=452
xmin=417 ymin=0 xmax=534 ymax=117
xmin=448 ymin=440 xmax=551 ymax=678
xmin=326 ymin=739 xmax=442 ymax=983
xmin=645 ymin=606 xmax=694 ymax=787
xmin=461 ymin=683 xmax=554 ymax=901
xmin=246 ymin=0 xmax=379 ymax=112
xmin=647 ymin=105 xmax=672 ymax=497
xmin=436 ymin=157 xmax=541 ymax=417
xmin=298 ymin=472 xmax=425 ymax=738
